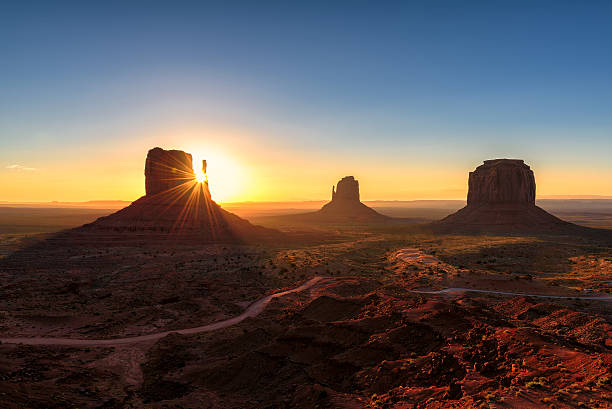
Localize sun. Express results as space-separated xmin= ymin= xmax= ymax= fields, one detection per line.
xmin=194 ymin=168 xmax=207 ymax=183
xmin=190 ymin=151 xmax=246 ymax=202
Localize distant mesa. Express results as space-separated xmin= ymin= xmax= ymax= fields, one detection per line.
xmin=77 ymin=147 xmax=279 ymax=242
xmin=437 ymin=159 xmax=570 ymax=231
xmin=296 ymin=176 xmax=389 ymax=223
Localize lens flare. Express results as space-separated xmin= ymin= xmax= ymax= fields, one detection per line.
xmin=190 ymin=152 xmax=244 ymax=201
xmin=194 ymin=168 xmax=207 ymax=183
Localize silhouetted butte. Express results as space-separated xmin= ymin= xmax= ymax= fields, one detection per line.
xmin=75 ymin=147 xmax=280 ymax=243
xmin=437 ymin=159 xmax=570 ymax=232
xmin=295 ymin=176 xmax=389 ymax=223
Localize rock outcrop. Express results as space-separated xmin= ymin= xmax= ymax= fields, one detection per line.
xmin=467 ymin=159 xmax=535 ymax=206
xmin=332 ymin=176 xmax=360 ymax=202
xmin=297 ymin=176 xmax=388 ymax=223
xmin=144 ymin=148 xmax=196 ymax=196
xmin=77 ymin=147 xmax=279 ymax=243
xmin=437 ymin=159 xmax=569 ymax=231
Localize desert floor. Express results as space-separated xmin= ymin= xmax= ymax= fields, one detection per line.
xmin=0 ymin=211 xmax=610 ymax=408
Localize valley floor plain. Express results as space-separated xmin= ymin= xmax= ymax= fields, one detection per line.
xmin=0 ymin=202 xmax=610 ymax=408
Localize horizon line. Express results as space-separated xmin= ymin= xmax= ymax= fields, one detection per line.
xmin=2 ymin=194 xmax=612 ymax=207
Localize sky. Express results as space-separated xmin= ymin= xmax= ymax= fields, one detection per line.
xmin=1 ymin=1 xmax=612 ymax=202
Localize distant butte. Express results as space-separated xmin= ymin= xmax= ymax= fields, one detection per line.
xmin=76 ymin=147 xmax=280 ymax=243
xmin=437 ymin=159 xmax=570 ymax=231
xmin=298 ymin=176 xmax=389 ymax=222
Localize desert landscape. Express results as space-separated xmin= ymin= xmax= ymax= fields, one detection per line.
xmin=2 ymin=3 xmax=612 ymax=408
xmin=0 ymin=150 xmax=610 ymax=408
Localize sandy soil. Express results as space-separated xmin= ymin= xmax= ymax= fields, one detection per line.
xmin=0 ymin=276 xmax=326 ymax=346
xmin=0 ymin=224 xmax=611 ymax=408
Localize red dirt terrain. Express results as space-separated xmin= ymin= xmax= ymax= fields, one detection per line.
xmin=131 ymin=274 xmax=610 ymax=409
xmin=0 ymin=228 xmax=610 ymax=408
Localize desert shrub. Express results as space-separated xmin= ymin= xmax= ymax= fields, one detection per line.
xmin=526 ymin=378 xmax=546 ymax=389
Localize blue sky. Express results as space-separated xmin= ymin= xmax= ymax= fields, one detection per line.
xmin=1 ymin=1 xmax=611 ymax=201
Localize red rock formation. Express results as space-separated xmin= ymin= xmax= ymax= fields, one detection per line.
xmin=144 ymin=148 xmax=195 ymax=196
xmin=142 ymin=147 xmax=212 ymax=201
xmin=300 ymin=176 xmax=388 ymax=222
xmin=467 ymin=159 xmax=535 ymax=206
xmin=438 ymin=159 xmax=568 ymax=231
xmin=78 ymin=147 xmax=279 ymax=243
xmin=333 ymin=176 xmax=360 ymax=202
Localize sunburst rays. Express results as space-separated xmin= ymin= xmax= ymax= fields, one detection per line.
xmin=143 ymin=154 xmax=232 ymax=240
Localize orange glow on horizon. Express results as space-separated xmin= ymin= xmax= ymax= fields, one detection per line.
xmin=1 ymin=128 xmax=610 ymax=203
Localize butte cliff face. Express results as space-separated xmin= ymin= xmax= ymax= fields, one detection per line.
xmin=77 ymin=147 xmax=278 ymax=243
xmin=467 ymin=159 xmax=536 ymax=206
xmin=142 ymin=147 xmax=211 ymax=201
xmin=438 ymin=159 xmax=568 ymax=231
xmin=144 ymin=147 xmax=197 ymax=196
xmin=307 ymin=176 xmax=388 ymax=222
xmin=332 ymin=176 xmax=361 ymax=202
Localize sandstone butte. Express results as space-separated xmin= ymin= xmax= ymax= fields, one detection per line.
xmin=73 ymin=147 xmax=280 ymax=243
xmin=300 ymin=176 xmax=389 ymax=222
xmin=437 ymin=159 xmax=570 ymax=231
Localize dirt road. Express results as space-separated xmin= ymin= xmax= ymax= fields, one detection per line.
xmin=2 ymin=260 xmax=609 ymax=347
xmin=0 ymin=276 xmax=326 ymax=346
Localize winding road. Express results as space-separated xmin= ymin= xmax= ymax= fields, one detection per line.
xmin=396 ymin=247 xmax=612 ymax=301
xmin=407 ymin=287 xmax=612 ymax=301
xmin=0 ymin=276 xmax=327 ymax=346
xmin=1 ymin=271 xmax=610 ymax=347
